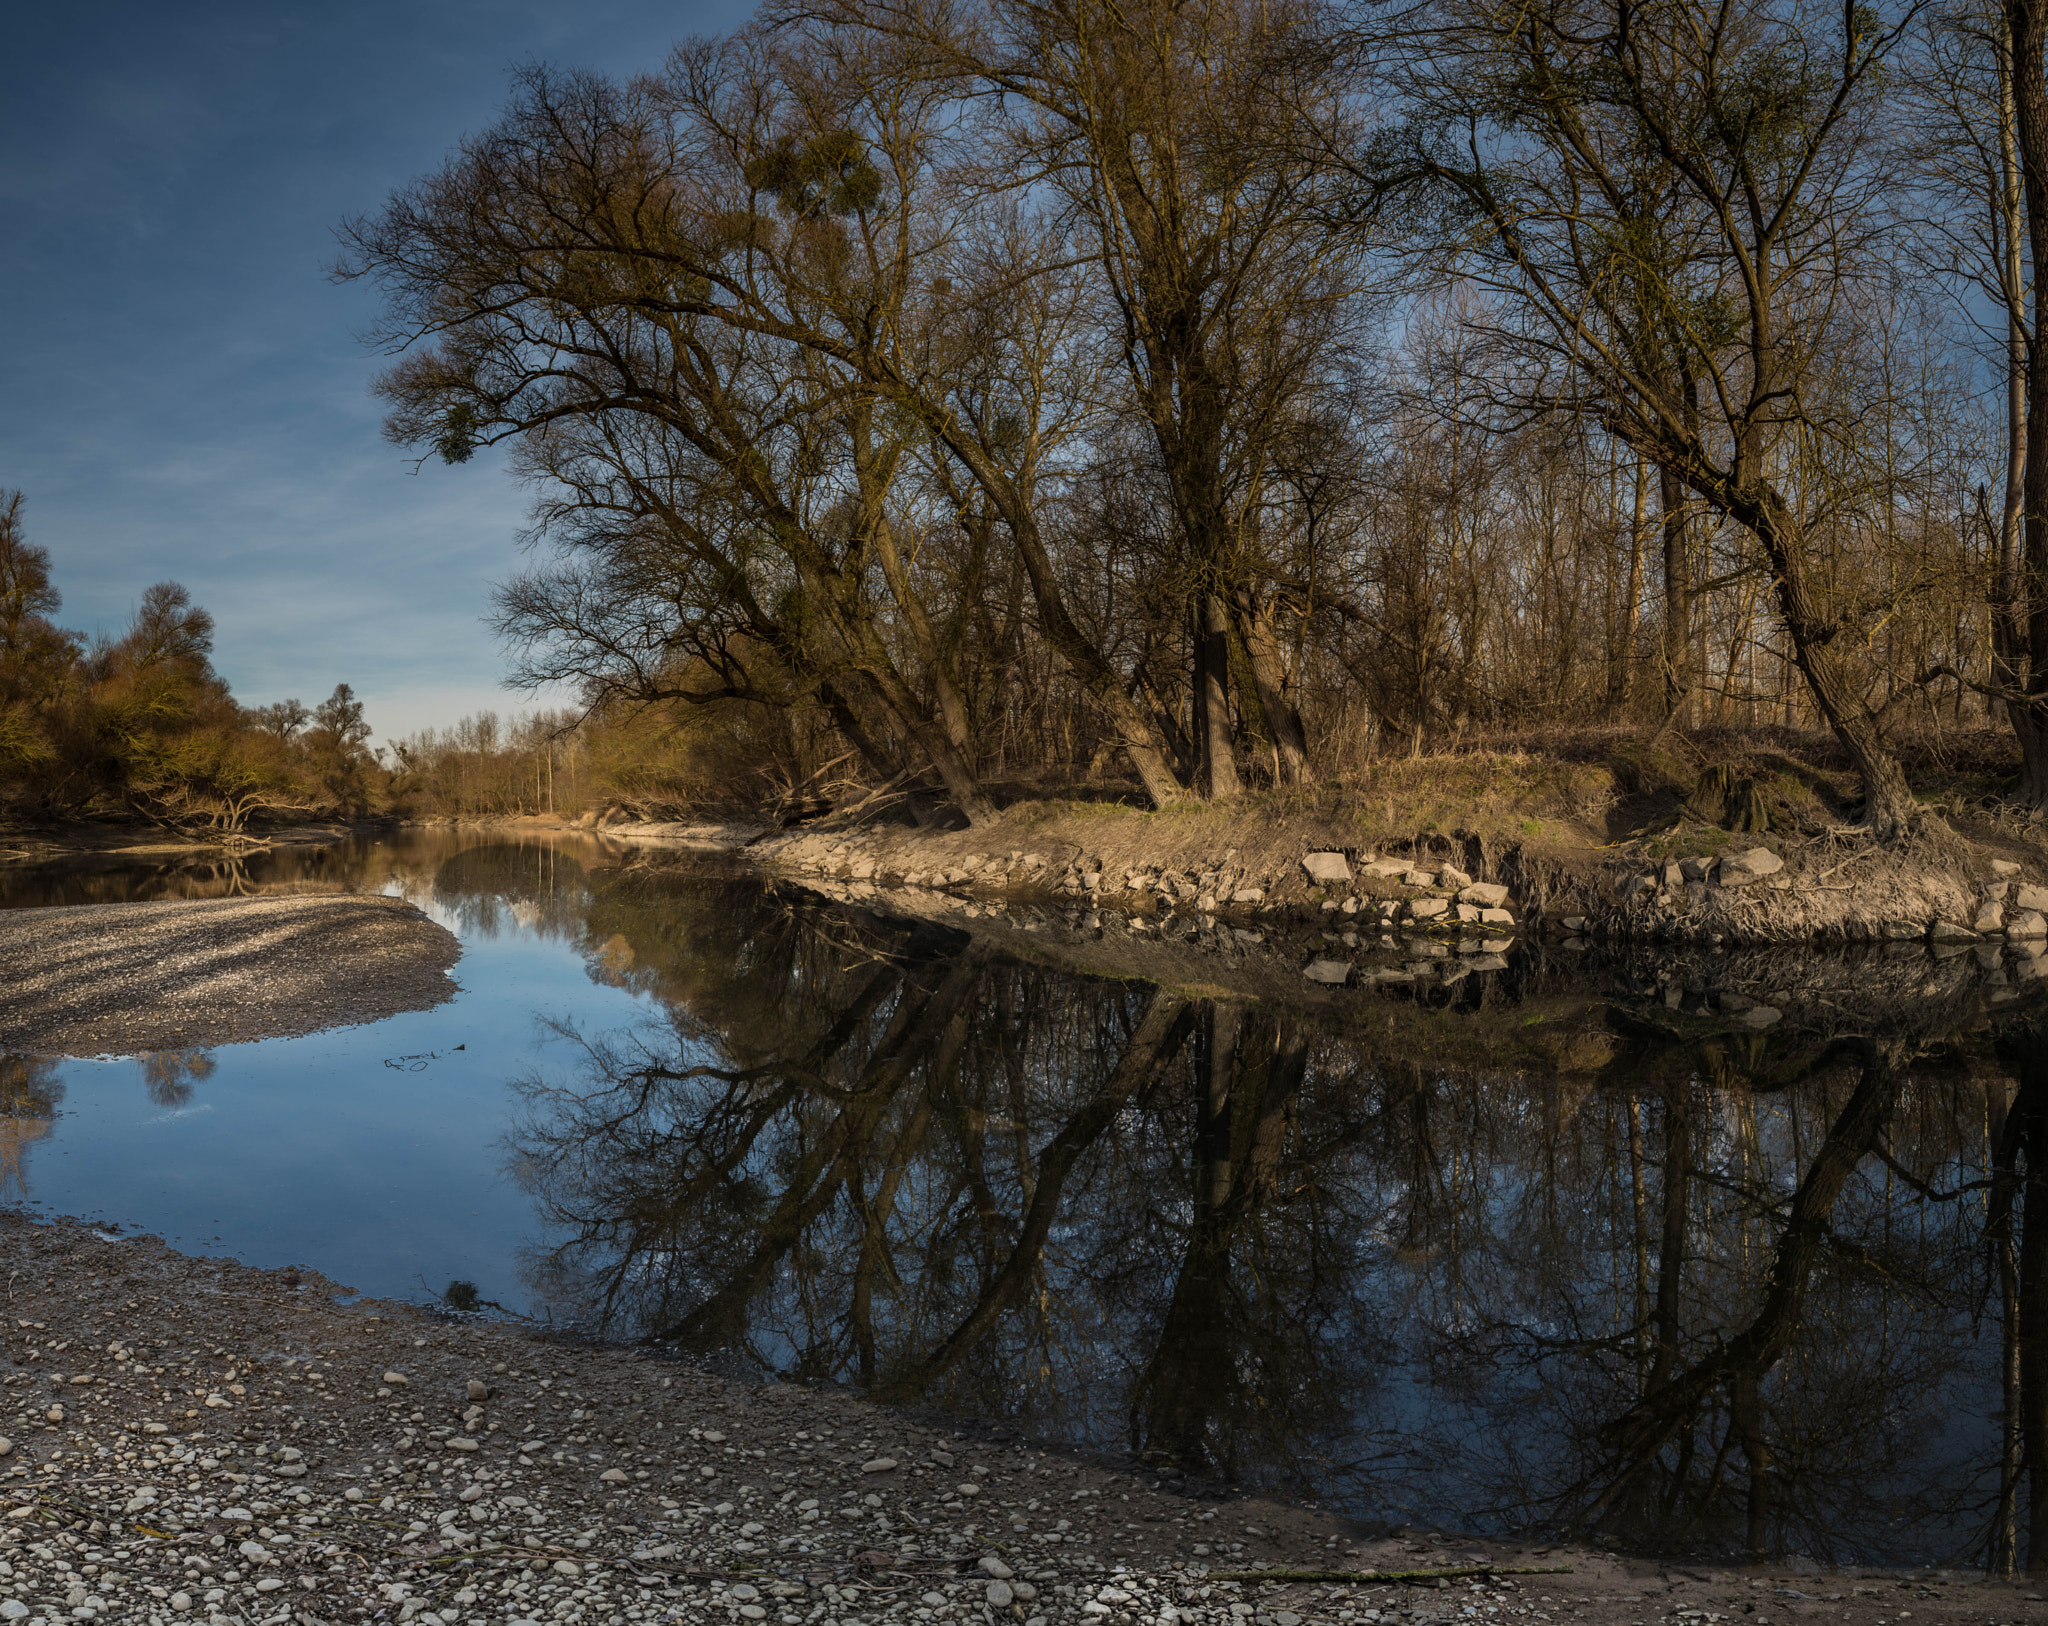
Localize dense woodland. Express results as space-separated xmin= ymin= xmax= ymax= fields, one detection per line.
xmin=20 ymin=0 xmax=2048 ymax=832
xmin=0 ymin=495 xmax=689 ymax=826
xmin=324 ymin=0 xmax=2048 ymax=835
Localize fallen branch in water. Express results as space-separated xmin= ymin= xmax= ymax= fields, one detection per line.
xmin=1206 ymin=1565 xmax=1574 ymax=1585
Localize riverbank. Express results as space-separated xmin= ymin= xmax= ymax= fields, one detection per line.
xmin=0 ymin=1210 xmax=2032 ymax=1626
xmin=0 ymin=895 xmax=461 ymax=1055
xmin=565 ymin=797 xmax=2047 ymax=952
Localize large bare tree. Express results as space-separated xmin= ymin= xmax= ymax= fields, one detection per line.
xmin=1373 ymin=0 xmax=1933 ymax=832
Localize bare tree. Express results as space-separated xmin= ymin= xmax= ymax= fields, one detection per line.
xmin=1371 ymin=0 xmax=1933 ymax=832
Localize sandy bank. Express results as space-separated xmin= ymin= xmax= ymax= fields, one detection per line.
xmin=0 ymin=894 xmax=461 ymax=1057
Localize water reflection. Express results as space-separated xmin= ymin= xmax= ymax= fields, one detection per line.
xmin=490 ymin=878 xmax=2048 ymax=1570
xmin=138 ymin=1049 xmax=215 ymax=1109
xmin=0 ymin=1055 xmax=61 ymax=1197
xmin=7 ymin=831 xmax=2048 ymax=1567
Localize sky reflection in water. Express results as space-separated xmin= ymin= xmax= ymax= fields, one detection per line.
xmin=1 ymin=829 xmax=2042 ymax=1571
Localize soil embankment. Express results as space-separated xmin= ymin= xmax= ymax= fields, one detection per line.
xmin=0 ymin=895 xmax=461 ymax=1056
xmin=586 ymin=806 xmax=2048 ymax=952
xmin=0 ymin=1212 xmax=2031 ymax=1626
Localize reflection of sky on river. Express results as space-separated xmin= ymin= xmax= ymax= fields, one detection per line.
xmin=2 ymin=840 xmax=651 ymax=1314
xmin=3 ymin=833 xmax=2043 ymax=1569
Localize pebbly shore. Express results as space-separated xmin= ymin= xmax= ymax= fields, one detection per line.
xmin=0 ymin=896 xmax=462 ymax=1057
xmin=0 ymin=1213 xmax=2040 ymax=1626
xmin=589 ymin=817 xmax=2048 ymax=956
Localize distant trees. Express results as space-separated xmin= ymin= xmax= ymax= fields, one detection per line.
xmin=0 ymin=496 xmax=374 ymax=832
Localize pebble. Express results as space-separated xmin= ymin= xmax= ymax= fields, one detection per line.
xmin=862 ymin=1457 xmax=898 ymax=1473
xmin=989 ymin=1580 xmax=1017 ymax=1606
xmin=467 ymin=1378 xmax=489 ymax=1400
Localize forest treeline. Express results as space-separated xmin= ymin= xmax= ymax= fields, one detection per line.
xmin=0 ymin=493 xmax=381 ymax=828
xmin=321 ymin=0 xmax=2048 ymax=835
xmin=0 ymin=492 xmax=701 ymax=826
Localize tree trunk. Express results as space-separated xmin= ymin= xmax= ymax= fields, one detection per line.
xmin=1611 ymin=459 xmax=1648 ymax=710
xmin=943 ymin=453 xmax=1187 ymax=807
xmin=1193 ymin=591 xmax=1243 ymax=801
xmin=858 ymin=657 xmax=999 ymax=826
xmin=1750 ymin=503 xmax=1918 ymax=835
xmin=1630 ymin=427 xmax=1921 ymax=836
xmin=2005 ymin=0 xmax=2048 ymax=806
xmin=1659 ymin=464 xmax=1692 ymax=725
xmin=1232 ymin=587 xmax=1310 ymax=784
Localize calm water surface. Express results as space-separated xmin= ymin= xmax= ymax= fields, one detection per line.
xmin=4 ymin=829 xmax=2045 ymax=1571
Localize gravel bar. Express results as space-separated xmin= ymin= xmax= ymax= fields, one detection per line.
xmin=0 ymin=896 xmax=461 ymax=1056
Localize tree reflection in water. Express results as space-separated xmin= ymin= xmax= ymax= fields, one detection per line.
xmin=138 ymin=1049 xmax=215 ymax=1108
xmin=0 ymin=1054 xmax=62 ymax=1197
xmin=21 ymin=833 xmax=2046 ymax=1566
xmin=490 ymin=871 xmax=2048 ymax=1570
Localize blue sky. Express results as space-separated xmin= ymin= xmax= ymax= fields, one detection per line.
xmin=0 ymin=0 xmax=749 ymax=743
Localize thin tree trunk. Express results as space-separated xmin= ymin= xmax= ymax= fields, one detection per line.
xmin=1659 ymin=463 xmax=1693 ymax=726
xmin=1194 ymin=591 xmax=1243 ymax=801
xmin=2005 ymin=0 xmax=2048 ymax=806
xmin=1233 ymin=587 xmax=1310 ymax=783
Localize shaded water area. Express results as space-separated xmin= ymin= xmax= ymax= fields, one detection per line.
xmin=4 ymin=830 xmax=2048 ymax=1572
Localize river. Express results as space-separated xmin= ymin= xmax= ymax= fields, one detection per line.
xmin=2 ymin=827 xmax=2042 ymax=1571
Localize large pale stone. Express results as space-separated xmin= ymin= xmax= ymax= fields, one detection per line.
xmin=2010 ymin=911 xmax=2048 ymax=940
xmin=1301 ymin=852 xmax=1352 ymax=884
xmin=1721 ymin=847 xmax=1783 ymax=884
xmin=1303 ymin=959 xmax=1352 ymax=984
xmin=2019 ymin=884 xmax=2048 ymax=914
xmin=1458 ymin=882 xmax=1510 ymax=908
xmin=1929 ymin=920 xmax=1978 ymax=942
xmin=1409 ymin=897 xmax=1451 ymax=919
